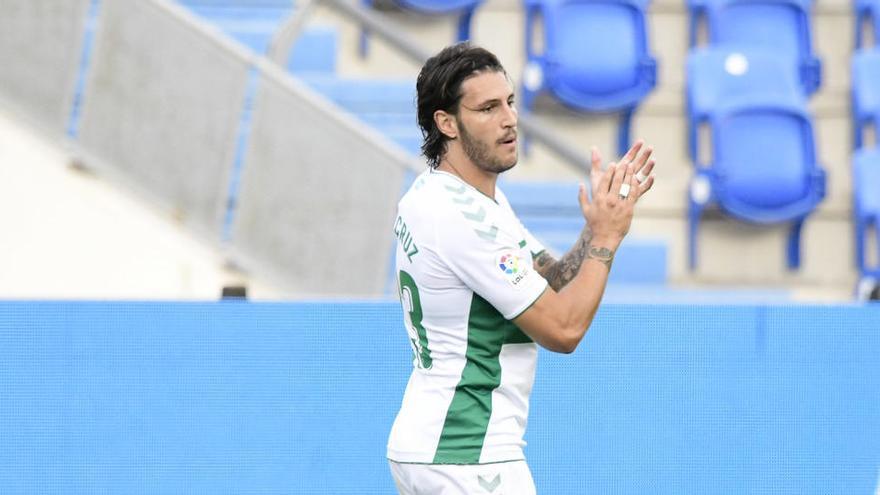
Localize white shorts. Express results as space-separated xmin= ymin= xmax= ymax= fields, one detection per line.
xmin=389 ymin=459 xmax=536 ymax=495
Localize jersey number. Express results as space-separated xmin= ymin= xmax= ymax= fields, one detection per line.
xmin=398 ymin=270 xmax=432 ymax=369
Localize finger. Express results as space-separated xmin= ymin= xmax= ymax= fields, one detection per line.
xmin=633 ymin=146 xmax=653 ymax=173
xmin=590 ymin=146 xmax=601 ymax=176
xmin=620 ymin=139 xmax=644 ymax=166
xmin=590 ymin=147 xmax=602 ymax=197
xmin=636 ymin=159 xmax=655 ymax=183
xmin=610 ymin=161 xmax=630 ymax=199
xmin=578 ymin=182 xmax=589 ymax=211
xmin=626 ymin=169 xmax=639 ymax=203
xmin=636 ymin=175 xmax=655 ymax=198
xmin=598 ymin=162 xmax=617 ymax=195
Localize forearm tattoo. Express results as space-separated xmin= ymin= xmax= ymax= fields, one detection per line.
xmin=586 ymin=245 xmax=614 ymax=270
xmin=534 ymin=225 xmax=592 ymax=291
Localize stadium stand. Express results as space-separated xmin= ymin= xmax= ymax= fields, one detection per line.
xmin=0 ymin=0 xmax=867 ymax=296
xmin=519 ymin=0 xmax=657 ymax=156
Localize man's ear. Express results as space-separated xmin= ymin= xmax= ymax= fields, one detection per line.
xmin=434 ymin=110 xmax=458 ymax=140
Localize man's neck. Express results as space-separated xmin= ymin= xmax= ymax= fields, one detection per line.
xmin=437 ymin=151 xmax=497 ymax=199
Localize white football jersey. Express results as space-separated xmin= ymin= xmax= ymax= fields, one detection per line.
xmin=387 ymin=168 xmax=549 ymax=465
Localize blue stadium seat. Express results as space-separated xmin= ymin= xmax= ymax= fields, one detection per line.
xmin=852 ymin=48 xmax=880 ymax=149
xmin=520 ymin=0 xmax=657 ymax=156
xmin=855 ymin=0 xmax=880 ymax=49
xmin=686 ymin=48 xmax=826 ymax=269
xmin=686 ymin=46 xmax=802 ymax=160
xmin=854 ymin=148 xmax=880 ymax=280
xmin=687 ymin=0 xmax=821 ymax=95
xmin=360 ymin=0 xmax=482 ymax=56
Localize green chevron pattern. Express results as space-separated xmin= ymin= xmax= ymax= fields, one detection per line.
xmin=443 ymin=181 xmax=498 ymax=242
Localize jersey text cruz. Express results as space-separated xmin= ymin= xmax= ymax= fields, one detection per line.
xmin=394 ymin=215 xmax=420 ymax=262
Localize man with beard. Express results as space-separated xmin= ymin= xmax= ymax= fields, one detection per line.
xmin=387 ymin=42 xmax=656 ymax=494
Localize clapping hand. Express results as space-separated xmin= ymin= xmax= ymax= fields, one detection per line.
xmin=578 ymin=140 xmax=656 ymax=249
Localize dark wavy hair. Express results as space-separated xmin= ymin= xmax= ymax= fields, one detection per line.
xmin=416 ymin=42 xmax=506 ymax=168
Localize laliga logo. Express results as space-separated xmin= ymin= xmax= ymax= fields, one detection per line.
xmin=498 ymin=253 xmax=527 ymax=285
xmin=499 ymin=253 xmax=520 ymax=274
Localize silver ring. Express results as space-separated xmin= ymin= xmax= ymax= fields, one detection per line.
xmin=635 ymin=172 xmax=647 ymax=183
xmin=618 ymin=183 xmax=631 ymax=199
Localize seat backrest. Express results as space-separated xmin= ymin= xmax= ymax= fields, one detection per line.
xmin=539 ymin=0 xmax=650 ymax=58
xmin=687 ymin=47 xmax=803 ymax=122
xmin=525 ymin=0 xmax=655 ymax=111
xmin=712 ymin=99 xmax=815 ymax=209
xmin=853 ymin=48 xmax=880 ymax=148
xmin=703 ymin=0 xmax=813 ymax=56
xmin=550 ymin=1 xmax=648 ymax=92
xmin=689 ymin=0 xmax=819 ymax=93
xmin=395 ymin=0 xmax=482 ymax=13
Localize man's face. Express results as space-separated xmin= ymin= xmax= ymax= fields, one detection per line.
xmin=456 ymin=71 xmax=518 ymax=174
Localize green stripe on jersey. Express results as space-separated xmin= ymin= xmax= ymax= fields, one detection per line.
xmin=433 ymin=295 xmax=533 ymax=463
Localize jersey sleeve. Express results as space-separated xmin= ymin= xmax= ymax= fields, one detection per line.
xmin=520 ymin=222 xmax=547 ymax=261
xmin=494 ymin=186 xmax=547 ymax=260
xmin=437 ymin=214 xmax=548 ymax=321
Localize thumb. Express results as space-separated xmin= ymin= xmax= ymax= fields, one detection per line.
xmin=578 ymin=182 xmax=590 ymax=212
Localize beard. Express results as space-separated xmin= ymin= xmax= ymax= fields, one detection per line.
xmin=459 ymin=123 xmax=517 ymax=174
